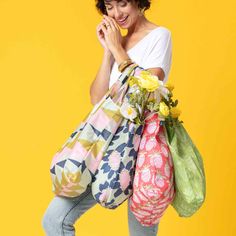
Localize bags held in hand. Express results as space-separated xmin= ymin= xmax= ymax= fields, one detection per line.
xmin=163 ymin=121 xmax=206 ymax=217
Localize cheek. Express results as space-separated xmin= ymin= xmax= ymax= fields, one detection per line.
xmin=127 ymin=8 xmax=139 ymax=18
xmin=128 ymin=13 xmax=138 ymax=23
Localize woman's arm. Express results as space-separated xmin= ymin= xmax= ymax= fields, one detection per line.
xmin=90 ymin=50 xmax=115 ymax=105
xmin=112 ymin=46 xmax=165 ymax=81
xmin=146 ymin=68 xmax=165 ymax=81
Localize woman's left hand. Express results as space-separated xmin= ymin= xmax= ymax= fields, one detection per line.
xmin=100 ymin=15 xmax=123 ymax=54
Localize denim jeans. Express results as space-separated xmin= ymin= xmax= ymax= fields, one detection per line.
xmin=42 ymin=185 xmax=159 ymax=236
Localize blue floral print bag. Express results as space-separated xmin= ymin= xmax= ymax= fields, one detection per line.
xmin=90 ymin=68 xmax=154 ymax=209
xmin=91 ymin=118 xmax=144 ymax=209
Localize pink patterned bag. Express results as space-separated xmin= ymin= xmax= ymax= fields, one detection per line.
xmin=129 ymin=112 xmax=176 ymax=226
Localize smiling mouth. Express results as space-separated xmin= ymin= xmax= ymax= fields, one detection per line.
xmin=117 ymin=16 xmax=128 ymax=24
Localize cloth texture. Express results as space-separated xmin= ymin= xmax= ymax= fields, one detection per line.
xmin=109 ymin=26 xmax=172 ymax=89
xmin=129 ymin=112 xmax=175 ymax=226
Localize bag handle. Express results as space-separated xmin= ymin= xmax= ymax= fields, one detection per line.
xmin=117 ymin=63 xmax=139 ymax=84
xmin=90 ymin=63 xmax=139 ymax=115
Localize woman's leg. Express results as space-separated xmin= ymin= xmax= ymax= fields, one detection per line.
xmin=42 ymin=185 xmax=97 ymax=236
xmin=127 ymin=198 xmax=159 ymax=236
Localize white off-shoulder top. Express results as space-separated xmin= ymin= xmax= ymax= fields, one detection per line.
xmin=109 ymin=26 xmax=173 ymax=89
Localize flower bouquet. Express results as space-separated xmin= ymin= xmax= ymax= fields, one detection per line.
xmin=119 ymin=68 xmax=182 ymax=126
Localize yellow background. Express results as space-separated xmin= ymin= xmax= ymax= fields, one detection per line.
xmin=0 ymin=0 xmax=235 ymax=235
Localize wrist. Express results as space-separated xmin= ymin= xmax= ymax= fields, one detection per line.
xmin=118 ymin=58 xmax=134 ymax=73
xmin=112 ymin=46 xmax=130 ymax=65
xmin=104 ymin=49 xmax=113 ymax=58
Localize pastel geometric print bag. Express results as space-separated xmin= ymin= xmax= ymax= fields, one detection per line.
xmin=49 ymin=64 xmax=139 ymax=197
xmin=129 ymin=112 xmax=176 ymax=226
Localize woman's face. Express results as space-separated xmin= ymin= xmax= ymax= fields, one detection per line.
xmin=104 ymin=0 xmax=140 ymax=29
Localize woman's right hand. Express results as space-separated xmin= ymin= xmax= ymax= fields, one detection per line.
xmin=96 ymin=22 xmax=111 ymax=52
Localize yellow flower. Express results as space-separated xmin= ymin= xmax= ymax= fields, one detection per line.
xmin=137 ymin=70 xmax=160 ymax=92
xmin=159 ymin=101 xmax=169 ymax=117
xmin=140 ymin=70 xmax=152 ymax=76
xmin=170 ymin=107 xmax=181 ymax=118
xmin=165 ymin=82 xmax=174 ymax=91
xmin=128 ymin=76 xmax=138 ymax=87
xmin=127 ymin=107 xmax=133 ymax=115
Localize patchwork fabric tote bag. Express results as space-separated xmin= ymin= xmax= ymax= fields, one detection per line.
xmin=163 ymin=120 xmax=206 ymax=217
xmin=91 ymin=70 xmax=149 ymax=209
xmin=129 ymin=112 xmax=176 ymax=226
xmin=49 ymin=63 xmax=139 ymax=198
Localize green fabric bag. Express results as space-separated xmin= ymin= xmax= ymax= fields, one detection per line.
xmin=163 ymin=121 xmax=206 ymax=217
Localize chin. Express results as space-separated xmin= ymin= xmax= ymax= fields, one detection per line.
xmin=119 ymin=22 xmax=132 ymax=30
xmin=120 ymin=26 xmax=129 ymax=30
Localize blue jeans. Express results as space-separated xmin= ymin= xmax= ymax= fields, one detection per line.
xmin=42 ymin=185 xmax=159 ymax=236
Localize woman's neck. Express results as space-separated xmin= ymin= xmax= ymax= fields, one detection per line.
xmin=127 ymin=15 xmax=150 ymax=36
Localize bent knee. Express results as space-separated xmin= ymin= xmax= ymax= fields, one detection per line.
xmin=42 ymin=210 xmax=62 ymax=234
xmin=42 ymin=211 xmax=51 ymax=233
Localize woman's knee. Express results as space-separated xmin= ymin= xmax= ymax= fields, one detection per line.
xmin=42 ymin=212 xmax=49 ymax=232
xmin=42 ymin=208 xmax=62 ymax=234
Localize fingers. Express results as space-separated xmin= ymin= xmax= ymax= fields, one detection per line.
xmin=100 ymin=23 xmax=108 ymax=36
xmin=96 ymin=22 xmax=103 ymax=32
xmin=96 ymin=24 xmax=102 ymax=33
xmin=96 ymin=24 xmax=104 ymax=38
xmin=103 ymin=15 xmax=120 ymax=32
xmin=102 ymin=17 xmax=116 ymax=32
xmin=108 ymin=17 xmax=120 ymax=31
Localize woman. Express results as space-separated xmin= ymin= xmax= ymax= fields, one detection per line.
xmin=90 ymin=0 xmax=172 ymax=105
xmin=42 ymin=0 xmax=172 ymax=235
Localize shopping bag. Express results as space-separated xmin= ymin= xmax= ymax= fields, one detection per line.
xmin=91 ymin=118 xmax=144 ymax=209
xmin=90 ymin=68 xmax=155 ymax=209
xmin=49 ymin=64 xmax=139 ymax=197
xmin=129 ymin=112 xmax=175 ymax=226
xmin=163 ymin=121 xmax=206 ymax=217
xmin=90 ymin=65 xmax=176 ymax=209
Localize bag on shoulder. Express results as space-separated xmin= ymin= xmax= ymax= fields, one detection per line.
xmin=49 ymin=64 xmax=139 ymax=197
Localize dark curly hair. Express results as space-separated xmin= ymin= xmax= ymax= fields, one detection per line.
xmin=95 ymin=0 xmax=151 ymax=15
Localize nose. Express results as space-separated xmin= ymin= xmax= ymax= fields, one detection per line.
xmin=113 ymin=7 xmax=123 ymax=20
